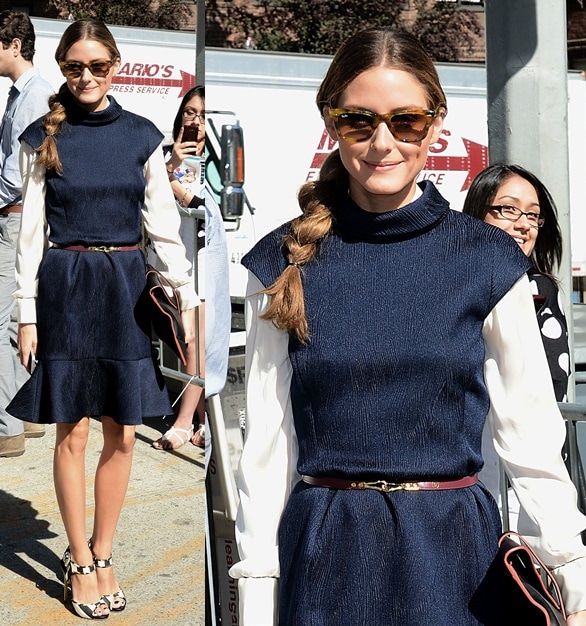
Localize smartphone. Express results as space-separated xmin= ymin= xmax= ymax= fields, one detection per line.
xmin=28 ymin=350 xmax=37 ymax=374
xmin=182 ymin=124 xmax=199 ymax=143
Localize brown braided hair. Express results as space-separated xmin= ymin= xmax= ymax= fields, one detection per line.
xmin=260 ymin=28 xmax=447 ymax=343
xmin=35 ymin=20 xmax=120 ymax=174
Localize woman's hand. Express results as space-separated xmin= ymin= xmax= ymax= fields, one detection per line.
xmin=167 ymin=127 xmax=201 ymax=175
xmin=181 ymin=307 xmax=197 ymax=346
xmin=18 ymin=323 xmax=37 ymax=373
xmin=568 ymin=610 xmax=586 ymax=625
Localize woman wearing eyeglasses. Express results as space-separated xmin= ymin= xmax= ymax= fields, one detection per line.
xmin=462 ymin=164 xmax=573 ymax=535
xmin=463 ymin=163 xmax=569 ymax=402
xmin=152 ymin=85 xmax=207 ymax=451
xmin=6 ymin=20 xmax=197 ymax=620
xmin=229 ymin=27 xmax=586 ymax=626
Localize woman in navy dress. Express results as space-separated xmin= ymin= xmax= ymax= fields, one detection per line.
xmin=229 ymin=28 xmax=586 ymax=626
xmin=6 ymin=20 xmax=197 ymax=620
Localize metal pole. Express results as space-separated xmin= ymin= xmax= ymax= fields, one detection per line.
xmin=196 ymin=0 xmax=204 ymax=85
xmin=485 ymin=0 xmax=574 ymax=400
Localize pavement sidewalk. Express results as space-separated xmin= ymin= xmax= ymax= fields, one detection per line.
xmin=0 ymin=416 xmax=205 ymax=626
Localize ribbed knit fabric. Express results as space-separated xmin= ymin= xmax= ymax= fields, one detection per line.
xmin=7 ymin=97 xmax=172 ymax=424
xmin=242 ymin=181 xmax=532 ymax=626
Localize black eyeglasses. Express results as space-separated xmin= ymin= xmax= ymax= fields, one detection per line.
xmin=489 ymin=205 xmax=545 ymax=228
xmin=328 ymin=107 xmax=438 ymax=143
xmin=183 ymin=109 xmax=205 ymax=123
xmin=59 ymin=58 xmax=116 ymax=79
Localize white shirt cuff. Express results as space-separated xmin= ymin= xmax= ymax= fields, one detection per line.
xmin=237 ymin=577 xmax=279 ymax=626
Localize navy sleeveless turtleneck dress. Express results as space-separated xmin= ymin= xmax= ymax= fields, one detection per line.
xmin=242 ymin=181 xmax=532 ymax=626
xmin=7 ymin=98 xmax=173 ymax=425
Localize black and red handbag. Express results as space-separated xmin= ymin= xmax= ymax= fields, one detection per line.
xmin=144 ymin=265 xmax=187 ymax=366
xmin=498 ymin=531 xmax=567 ymax=626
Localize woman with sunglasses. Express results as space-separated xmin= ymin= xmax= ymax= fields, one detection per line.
xmin=152 ymin=85 xmax=207 ymax=451
xmin=6 ymin=20 xmax=197 ymax=620
xmin=229 ymin=27 xmax=586 ymax=626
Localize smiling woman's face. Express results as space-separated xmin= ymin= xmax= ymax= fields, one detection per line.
xmin=63 ymin=39 xmax=119 ymax=112
xmin=483 ymin=174 xmax=540 ymax=257
xmin=324 ymin=65 xmax=443 ymax=214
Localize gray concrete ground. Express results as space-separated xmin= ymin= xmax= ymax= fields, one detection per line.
xmin=0 ymin=415 xmax=205 ymax=626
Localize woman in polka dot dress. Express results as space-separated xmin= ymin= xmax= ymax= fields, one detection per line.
xmin=462 ymin=163 xmax=574 ymax=529
xmin=463 ymin=163 xmax=569 ymax=401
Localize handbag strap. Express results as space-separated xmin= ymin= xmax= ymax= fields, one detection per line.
xmin=499 ymin=531 xmax=567 ymax=618
xmin=499 ymin=532 xmax=553 ymax=574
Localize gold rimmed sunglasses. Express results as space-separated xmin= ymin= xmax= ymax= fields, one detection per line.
xmin=328 ymin=107 xmax=439 ymax=143
xmin=59 ymin=58 xmax=116 ymax=79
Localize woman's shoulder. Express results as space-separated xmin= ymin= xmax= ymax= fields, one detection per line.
xmin=242 ymin=221 xmax=293 ymax=287
xmin=19 ymin=116 xmax=45 ymax=148
xmin=119 ymin=107 xmax=163 ymax=139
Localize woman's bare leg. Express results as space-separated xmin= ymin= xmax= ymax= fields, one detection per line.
xmin=91 ymin=416 xmax=135 ymax=599
xmin=54 ymin=419 xmax=103 ymax=607
xmin=153 ymin=303 xmax=205 ymax=449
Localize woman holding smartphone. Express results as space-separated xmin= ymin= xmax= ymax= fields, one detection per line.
xmin=7 ymin=19 xmax=197 ymax=619
xmin=164 ymin=85 xmax=205 ymax=211
xmin=152 ymin=85 xmax=207 ymax=450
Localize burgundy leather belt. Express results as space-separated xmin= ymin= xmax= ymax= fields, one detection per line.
xmin=301 ymin=473 xmax=478 ymax=493
xmin=0 ymin=204 xmax=22 ymax=215
xmin=52 ymin=244 xmax=140 ymax=252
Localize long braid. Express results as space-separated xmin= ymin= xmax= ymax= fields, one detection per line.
xmin=35 ymin=84 xmax=70 ymax=174
xmin=260 ymin=151 xmax=348 ymax=343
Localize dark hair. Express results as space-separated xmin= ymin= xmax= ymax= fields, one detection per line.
xmin=316 ymin=28 xmax=447 ymax=116
xmin=36 ymin=20 xmax=120 ymax=173
xmin=54 ymin=19 xmax=120 ymax=64
xmin=261 ymin=28 xmax=446 ymax=342
xmin=0 ymin=11 xmax=36 ymax=61
xmin=462 ymin=163 xmax=562 ymax=277
xmin=173 ymin=85 xmax=204 ymax=141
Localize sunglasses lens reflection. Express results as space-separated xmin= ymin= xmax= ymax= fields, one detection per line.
xmin=60 ymin=60 xmax=112 ymax=78
xmin=332 ymin=110 xmax=433 ymax=143
xmin=335 ymin=112 xmax=375 ymax=142
xmin=391 ymin=113 xmax=430 ymax=141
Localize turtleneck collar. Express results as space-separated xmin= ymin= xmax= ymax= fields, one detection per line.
xmin=66 ymin=95 xmax=123 ymax=126
xmin=332 ymin=180 xmax=449 ymax=243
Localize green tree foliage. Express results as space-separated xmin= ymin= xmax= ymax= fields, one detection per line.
xmin=214 ymin=0 xmax=481 ymax=62
xmin=48 ymin=0 xmax=194 ymax=30
xmin=410 ymin=0 xmax=482 ymax=62
xmin=230 ymin=0 xmax=404 ymax=55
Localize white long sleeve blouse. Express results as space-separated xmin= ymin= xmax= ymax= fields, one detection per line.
xmin=229 ymin=271 xmax=586 ymax=625
xmin=13 ymin=141 xmax=200 ymax=323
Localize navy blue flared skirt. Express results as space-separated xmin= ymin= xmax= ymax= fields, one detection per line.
xmin=7 ymin=247 xmax=172 ymax=425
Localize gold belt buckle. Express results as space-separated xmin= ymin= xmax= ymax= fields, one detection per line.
xmin=88 ymin=245 xmax=118 ymax=252
xmin=351 ymin=480 xmax=420 ymax=492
